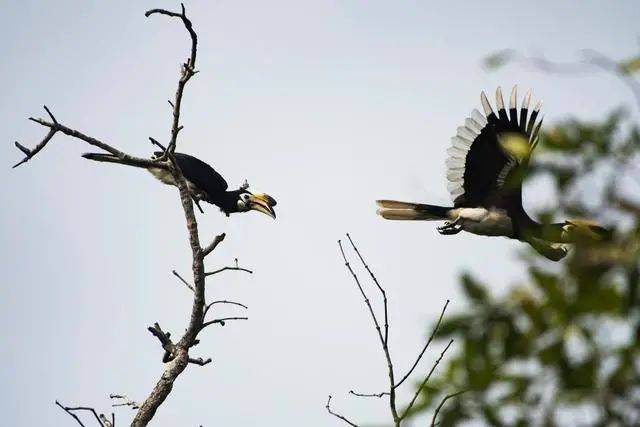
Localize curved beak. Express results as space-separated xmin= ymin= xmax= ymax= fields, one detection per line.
xmin=248 ymin=193 xmax=277 ymax=219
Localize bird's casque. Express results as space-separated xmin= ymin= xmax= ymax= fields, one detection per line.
xmin=376 ymin=86 xmax=608 ymax=261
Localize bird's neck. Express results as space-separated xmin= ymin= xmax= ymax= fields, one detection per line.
xmin=214 ymin=190 xmax=241 ymax=214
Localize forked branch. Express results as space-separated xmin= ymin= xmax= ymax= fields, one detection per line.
xmin=328 ymin=235 xmax=458 ymax=427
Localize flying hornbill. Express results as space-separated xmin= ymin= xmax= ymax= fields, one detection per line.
xmin=376 ymin=86 xmax=608 ymax=261
xmin=82 ymin=151 xmax=276 ymax=219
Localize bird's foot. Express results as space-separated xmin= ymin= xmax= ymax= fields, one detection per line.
xmin=437 ymin=219 xmax=463 ymax=235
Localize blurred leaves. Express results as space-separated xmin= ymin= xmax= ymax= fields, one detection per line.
xmin=620 ymin=56 xmax=640 ymax=74
xmin=483 ymin=49 xmax=515 ymax=70
xmin=415 ymin=67 xmax=640 ymax=426
xmin=499 ymin=133 xmax=531 ymax=161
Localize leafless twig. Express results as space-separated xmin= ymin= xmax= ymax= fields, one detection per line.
xmin=394 ymin=300 xmax=449 ymax=389
xmin=55 ymin=400 xmax=110 ymax=427
xmin=326 ymin=396 xmax=359 ymax=427
xmin=400 ymin=339 xmax=454 ymax=420
xmin=203 ymin=233 xmax=226 ymax=257
xmin=349 ymin=390 xmax=389 ymax=398
xmin=110 ymin=394 xmax=140 ymax=410
xmin=329 ymin=235 xmax=458 ymax=427
xmin=205 ymin=266 xmax=254 ymax=276
xmin=200 ymin=316 xmax=248 ymax=330
xmin=430 ymin=390 xmax=467 ymax=427
xmin=173 ymin=269 xmax=194 ymax=292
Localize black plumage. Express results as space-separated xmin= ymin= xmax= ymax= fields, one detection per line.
xmin=377 ymin=86 xmax=608 ymax=261
xmin=82 ymin=151 xmax=276 ymax=219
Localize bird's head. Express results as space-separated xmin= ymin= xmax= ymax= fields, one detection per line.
xmin=236 ymin=190 xmax=277 ymax=219
xmin=559 ymin=219 xmax=610 ymax=243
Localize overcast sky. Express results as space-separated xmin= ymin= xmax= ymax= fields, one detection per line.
xmin=1 ymin=1 xmax=639 ymax=426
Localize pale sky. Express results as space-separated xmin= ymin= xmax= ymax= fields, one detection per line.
xmin=1 ymin=1 xmax=639 ymax=426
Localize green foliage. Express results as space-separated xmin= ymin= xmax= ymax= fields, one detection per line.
xmin=415 ymin=103 xmax=640 ymax=425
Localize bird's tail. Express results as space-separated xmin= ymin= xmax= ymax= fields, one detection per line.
xmin=376 ymin=200 xmax=452 ymax=221
xmin=82 ymin=153 xmax=148 ymax=168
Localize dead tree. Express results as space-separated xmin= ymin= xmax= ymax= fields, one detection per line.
xmin=13 ymin=4 xmax=249 ymax=426
xmin=326 ymin=234 xmax=464 ymax=427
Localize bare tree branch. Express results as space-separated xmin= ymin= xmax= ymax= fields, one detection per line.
xmin=55 ymin=400 xmax=105 ymax=427
xmin=147 ymin=322 xmax=175 ymax=363
xmin=202 ymin=233 xmax=226 ymax=257
xmin=205 ymin=266 xmax=254 ymax=276
xmin=325 ymin=395 xmax=359 ymax=427
xmin=188 ymin=357 xmax=212 ymax=366
xmin=394 ymin=299 xmax=450 ymax=389
xmin=110 ymin=394 xmax=140 ymax=410
xmin=331 ymin=235 xmax=457 ymax=427
xmin=145 ymin=2 xmax=197 ymax=155
xmin=207 ymin=300 xmax=248 ymax=310
xmin=349 ymin=390 xmax=389 ymax=398
xmin=400 ymin=339 xmax=454 ymax=421
xmin=345 ymin=233 xmax=389 ymax=345
xmin=338 ymin=238 xmax=400 ymax=423
xmin=12 ymin=108 xmax=165 ymax=170
xmin=431 ymin=390 xmax=467 ymax=427
xmin=172 ymin=269 xmax=194 ymax=292
xmin=200 ymin=316 xmax=248 ymax=330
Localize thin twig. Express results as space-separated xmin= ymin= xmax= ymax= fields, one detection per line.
xmin=202 ymin=233 xmax=226 ymax=257
xmin=56 ymin=401 xmax=86 ymax=427
xmin=202 ymin=300 xmax=248 ymax=321
xmin=349 ymin=390 xmax=390 ymax=398
xmin=338 ymin=238 xmax=399 ymax=422
xmin=205 ymin=266 xmax=253 ymax=276
xmin=13 ymin=108 xmax=166 ymax=170
xmin=394 ymin=299 xmax=450 ymax=389
xmin=172 ymin=270 xmax=194 ymax=292
xmin=207 ymin=300 xmax=248 ymax=310
xmin=145 ymin=3 xmax=198 ymax=155
xmin=345 ymin=233 xmax=389 ymax=345
xmin=431 ymin=390 xmax=466 ymax=427
xmin=55 ymin=400 xmax=105 ymax=426
xmin=400 ymin=339 xmax=454 ymax=420
xmin=200 ymin=317 xmax=248 ymax=330
xmin=188 ymin=357 xmax=212 ymax=366
xmin=148 ymin=137 xmax=166 ymax=151
xmin=325 ymin=396 xmax=359 ymax=427
xmin=110 ymin=394 xmax=139 ymax=410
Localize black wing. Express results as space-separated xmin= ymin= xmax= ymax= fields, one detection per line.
xmin=172 ymin=152 xmax=228 ymax=199
xmin=445 ymin=86 xmax=543 ymax=208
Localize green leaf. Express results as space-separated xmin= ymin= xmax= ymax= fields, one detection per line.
xmin=620 ymin=56 xmax=640 ymax=74
xmin=461 ymin=273 xmax=489 ymax=303
xmin=530 ymin=269 xmax=567 ymax=312
xmin=483 ymin=49 xmax=514 ymax=70
xmin=537 ymin=338 xmax=564 ymax=366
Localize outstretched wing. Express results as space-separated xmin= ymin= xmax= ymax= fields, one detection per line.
xmin=445 ymin=86 xmax=543 ymax=208
xmin=173 ymin=152 xmax=229 ymax=199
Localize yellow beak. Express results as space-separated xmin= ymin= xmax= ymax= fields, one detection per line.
xmin=248 ymin=193 xmax=277 ymax=219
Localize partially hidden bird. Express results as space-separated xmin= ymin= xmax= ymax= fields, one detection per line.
xmin=82 ymin=151 xmax=276 ymax=219
xmin=376 ymin=86 xmax=608 ymax=261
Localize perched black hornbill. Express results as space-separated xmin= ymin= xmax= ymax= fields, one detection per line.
xmin=82 ymin=151 xmax=276 ymax=219
xmin=376 ymin=86 xmax=608 ymax=261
